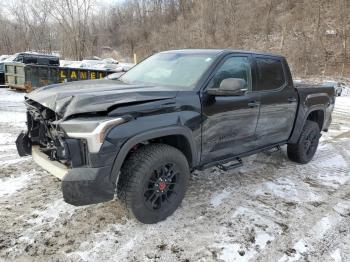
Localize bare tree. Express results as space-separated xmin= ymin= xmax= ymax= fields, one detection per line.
xmin=0 ymin=0 xmax=348 ymax=76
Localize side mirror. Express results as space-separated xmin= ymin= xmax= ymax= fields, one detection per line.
xmin=207 ymin=78 xmax=247 ymax=96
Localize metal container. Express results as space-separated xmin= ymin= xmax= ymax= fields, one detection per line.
xmin=4 ymin=62 xmax=26 ymax=90
xmin=5 ymin=62 xmax=114 ymax=92
xmin=58 ymin=67 xmax=108 ymax=82
xmin=5 ymin=62 xmax=59 ymax=92
xmin=25 ymin=65 xmax=59 ymax=88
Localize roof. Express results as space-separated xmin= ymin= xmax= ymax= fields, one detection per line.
xmin=16 ymin=52 xmax=59 ymax=58
xmin=161 ymin=49 xmax=284 ymax=58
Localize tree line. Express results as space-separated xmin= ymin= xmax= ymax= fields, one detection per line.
xmin=0 ymin=0 xmax=349 ymax=76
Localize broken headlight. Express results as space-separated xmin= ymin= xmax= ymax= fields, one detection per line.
xmin=59 ymin=117 xmax=125 ymax=153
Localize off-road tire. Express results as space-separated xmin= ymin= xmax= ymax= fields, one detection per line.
xmin=117 ymin=144 xmax=190 ymax=224
xmin=287 ymin=120 xmax=320 ymax=164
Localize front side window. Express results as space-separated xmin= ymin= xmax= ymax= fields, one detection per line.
xmin=256 ymin=57 xmax=285 ymax=91
xmin=119 ymin=53 xmax=216 ymax=90
xmin=207 ymin=56 xmax=252 ymax=91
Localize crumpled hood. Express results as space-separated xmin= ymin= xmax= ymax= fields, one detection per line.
xmin=26 ymin=79 xmax=178 ymax=118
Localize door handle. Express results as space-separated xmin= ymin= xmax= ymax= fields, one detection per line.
xmin=288 ymin=97 xmax=297 ymax=103
xmin=248 ymin=101 xmax=260 ymax=108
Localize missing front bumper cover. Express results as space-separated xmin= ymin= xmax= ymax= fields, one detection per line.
xmin=32 ymin=146 xmax=68 ymax=179
xmin=31 ymin=146 xmax=115 ymax=205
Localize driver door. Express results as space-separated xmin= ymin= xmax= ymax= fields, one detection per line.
xmin=200 ymin=55 xmax=260 ymax=164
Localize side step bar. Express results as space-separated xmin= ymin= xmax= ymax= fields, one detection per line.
xmin=217 ymin=157 xmax=243 ymax=171
xmin=264 ymin=145 xmax=281 ymax=155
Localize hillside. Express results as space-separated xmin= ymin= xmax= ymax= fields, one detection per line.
xmin=0 ymin=0 xmax=349 ymax=77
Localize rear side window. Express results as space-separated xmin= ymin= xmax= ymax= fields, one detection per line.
xmin=37 ymin=57 xmax=49 ymax=65
xmin=24 ymin=56 xmax=38 ymax=64
xmin=256 ymin=57 xmax=285 ymax=91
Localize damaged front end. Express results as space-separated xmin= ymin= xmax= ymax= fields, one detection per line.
xmin=15 ymin=98 xmax=119 ymax=206
xmin=15 ymin=80 xmax=178 ymax=206
xmin=16 ymin=99 xmax=85 ymax=166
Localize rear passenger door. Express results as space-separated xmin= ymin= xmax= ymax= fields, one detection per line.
xmin=254 ymin=56 xmax=298 ymax=147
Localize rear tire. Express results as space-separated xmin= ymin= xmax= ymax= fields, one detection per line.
xmin=287 ymin=120 xmax=320 ymax=164
xmin=117 ymin=144 xmax=189 ymax=224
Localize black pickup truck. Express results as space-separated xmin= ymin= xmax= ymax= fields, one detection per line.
xmin=16 ymin=49 xmax=335 ymax=223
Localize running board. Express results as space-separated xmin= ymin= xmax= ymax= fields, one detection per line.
xmin=217 ymin=158 xmax=243 ymax=171
xmin=264 ymin=145 xmax=281 ymax=155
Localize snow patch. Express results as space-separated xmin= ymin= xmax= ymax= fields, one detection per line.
xmin=0 ymin=133 xmax=17 ymax=145
xmin=0 ymin=111 xmax=26 ymax=126
xmin=232 ymin=206 xmax=250 ymax=218
xmin=27 ymin=199 xmax=78 ymax=225
xmin=314 ymin=172 xmax=350 ymax=188
xmin=316 ymin=154 xmax=348 ymax=169
xmin=278 ymin=239 xmax=308 ymax=262
xmin=0 ymin=144 xmax=17 ymax=152
xmin=256 ymin=177 xmax=322 ymax=202
xmin=218 ymin=232 xmax=274 ymax=262
xmin=0 ymin=157 xmax=30 ymax=166
xmin=330 ymin=249 xmax=342 ymax=262
xmin=279 ymin=212 xmax=342 ymax=261
xmin=68 ymin=223 xmax=140 ymax=262
xmin=0 ymin=172 xmax=34 ymax=197
xmin=0 ymin=89 xmax=25 ymax=103
xmin=210 ymin=189 xmax=231 ymax=207
xmin=16 ymin=199 xmax=79 ymax=247
xmin=333 ymin=202 xmax=350 ymax=216
xmin=311 ymin=214 xmax=341 ymax=239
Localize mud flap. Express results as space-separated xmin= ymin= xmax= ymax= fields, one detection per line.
xmin=16 ymin=131 xmax=32 ymax=156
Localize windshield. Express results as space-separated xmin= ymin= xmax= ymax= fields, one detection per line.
xmin=3 ymin=54 xmax=17 ymax=62
xmin=119 ymin=53 xmax=216 ymax=90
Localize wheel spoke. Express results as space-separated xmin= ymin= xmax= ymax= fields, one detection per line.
xmin=154 ymin=169 xmax=160 ymax=179
xmin=167 ymin=171 xmax=178 ymax=180
xmin=164 ymin=193 xmax=171 ymax=203
xmin=143 ymin=162 xmax=179 ymax=211
xmin=146 ymin=191 xmax=157 ymax=202
xmin=151 ymin=195 xmax=160 ymax=208
xmin=161 ymin=166 xmax=168 ymax=176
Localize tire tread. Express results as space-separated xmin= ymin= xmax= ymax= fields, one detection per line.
xmin=117 ymin=143 xmax=189 ymax=223
xmin=287 ymin=120 xmax=320 ymax=164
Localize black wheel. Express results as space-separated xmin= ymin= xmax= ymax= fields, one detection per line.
xmin=287 ymin=120 xmax=320 ymax=164
xmin=117 ymin=144 xmax=189 ymax=224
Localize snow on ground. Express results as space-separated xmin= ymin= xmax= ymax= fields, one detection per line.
xmin=330 ymin=249 xmax=342 ymax=262
xmin=210 ymin=189 xmax=231 ymax=207
xmin=0 ymin=84 xmax=350 ymax=262
xmin=296 ymin=76 xmax=350 ymax=97
xmin=0 ymin=171 xmax=34 ymax=197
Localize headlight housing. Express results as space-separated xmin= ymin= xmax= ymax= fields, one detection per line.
xmin=59 ymin=117 xmax=125 ymax=153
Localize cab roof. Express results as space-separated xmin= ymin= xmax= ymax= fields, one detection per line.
xmin=161 ymin=49 xmax=284 ymax=58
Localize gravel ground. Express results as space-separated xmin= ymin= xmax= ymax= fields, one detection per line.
xmin=0 ymin=86 xmax=349 ymax=262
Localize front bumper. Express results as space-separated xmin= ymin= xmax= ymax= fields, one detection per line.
xmin=31 ymin=146 xmax=115 ymax=206
xmin=32 ymin=146 xmax=68 ymax=179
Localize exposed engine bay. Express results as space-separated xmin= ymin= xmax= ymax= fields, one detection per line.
xmin=16 ymin=99 xmax=87 ymax=167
